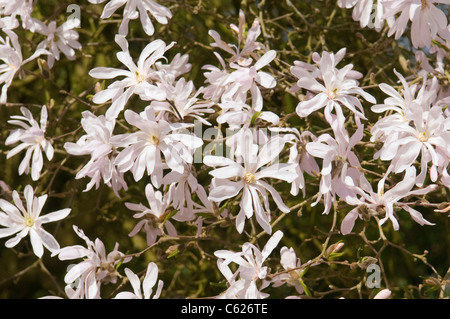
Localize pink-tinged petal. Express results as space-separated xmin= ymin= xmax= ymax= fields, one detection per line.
xmin=257 ymin=71 xmax=276 ymax=88
xmin=250 ymin=187 xmax=272 ymax=234
xmin=241 ymin=186 xmax=253 ymax=219
xmin=401 ymin=205 xmax=434 ymax=226
xmin=340 ymin=207 xmax=359 ymax=235
xmin=5 ymin=228 xmax=28 ymax=248
xmin=209 ymin=164 xmax=244 ymax=179
xmin=203 ymin=155 xmax=237 ymax=167
xmin=208 ymin=179 xmax=243 ymax=202
xmin=374 ymin=289 xmax=391 ymax=299
xmin=124 ymin=268 xmax=142 ymax=298
xmin=255 ymin=163 xmax=297 ymax=183
xmin=296 ymin=93 xmax=328 ymax=118
xmin=235 ymin=207 xmax=246 ymax=234
xmin=261 ymin=230 xmax=283 ymax=261
xmin=89 ymin=67 xmax=130 ymax=79
xmin=115 ymin=292 xmax=139 ymax=299
xmin=143 ymin=262 xmax=159 ymax=299
xmin=392 ymin=142 xmax=421 ymax=173
xmin=6 ymin=142 xmax=29 ymax=158
xmin=92 ymin=87 xmax=122 ymax=104
xmin=29 ymin=228 xmax=44 ymax=258
xmin=35 ymin=227 xmax=60 ymax=253
xmin=105 ymin=86 xmax=135 ymax=120
xmin=256 ymin=136 xmax=285 ymax=169
xmin=254 ymin=50 xmax=276 ymax=70
xmin=0 ymin=224 xmax=23 ymax=238
xmin=0 ymin=199 xmax=22 ymax=223
xmin=100 ymin=0 xmax=127 ymax=18
xmin=256 ymin=180 xmax=290 ymax=213
xmin=58 ymin=245 xmax=91 ymax=260
xmin=39 ymin=208 xmax=71 ymax=224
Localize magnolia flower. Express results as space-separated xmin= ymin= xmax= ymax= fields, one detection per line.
xmin=0 ymin=0 xmax=34 ymax=31
xmin=112 ymin=107 xmax=203 ymax=187
xmin=209 ymin=9 xmax=266 ymax=67
xmin=214 ymin=230 xmax=283 ymax=299
xmin=0 ymin=29 xmax=47 ymax=103
xmin=341 ymin=166 xmax=438 ymax=234
xmin=5 ymin=105 xmax=54 ymax=181
xmin=293 ymin=48 xmax=376 ymax=142
xmin=89 ymin=35 xmax=173 ymax=119
xmin=88 ymin=0 xmax=172 ymax=36
xmin=216 ymin=100 xmax=279 ymax=129
xmin=305 ymin=125 xmax=364 ymax=214
xmin=0 ymin=185 xmax=71 ymax=258
xmin=204 ymin=128 xmax=296 ymax=234
xmin=57 ymin=225 xmax=130 ymax=299
xmin=371 ymin=71 xmax=450 ymax=186
xmin=383 ymin=0 xmax=450 ymax=48
xmin=271 ymin=246 xmax=304 ymax=294
xmin=115 ymin=263 xmax=163 ymax=299
xmin=270 ymin=127 xmax=320 ymax=197
xmin=125 ymin=183 xmax=177 ymax=247
xmin=150 ymin=77 xmax=214 ymax=125
xmin=205 ymin=10 xmax=276 ymax=111
xmin=161 ymin=163 xmax=202 ymax=222
xmin=34 ymin=19 xmax=82 ymax=68
xmin=63 ymin=111 xmax=127 ymax=196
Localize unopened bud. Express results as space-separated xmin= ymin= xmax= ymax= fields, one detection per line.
xmin=325 ymin=242 xmax=344 ymax=258
xmin=423 ymin=277 xmax=441 ymax=287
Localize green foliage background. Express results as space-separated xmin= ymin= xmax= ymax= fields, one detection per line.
xmin=0 ymin=0 xmax=448 ymax=299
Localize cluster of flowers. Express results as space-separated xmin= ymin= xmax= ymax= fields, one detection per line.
xmin=0 ymin=0 xmax=448 ymax=299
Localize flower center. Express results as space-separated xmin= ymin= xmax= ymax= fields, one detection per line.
xmin=148 ymin=134 xmax=160 ymax=145
xmin=24 ymin=215 xmax=35 ymax=227
xmin=244 ymin=172 xmax=256 ymax=184
xmin=418 ymin=131 xmax=428 ymax=142
xmin=327 ymin=89 xmax=337 ymax=100
xmin=421 ymin=0 xmax=429 ymax=10
xmin=135 ymin=70 xmax=145 ymax=83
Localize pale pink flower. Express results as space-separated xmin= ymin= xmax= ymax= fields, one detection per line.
xmin=63 ymin=111 xmax=127 ymax=196
xmin=293 ymin=48 xmax=376 ymax=142
xmin=5 ymin=105 xmax=54 ymax=181
xmin=208 ymin=9 xmax=266 ymax=67
xmin=374 ymin=288 xmax=392 ymax=299
xmin=205 ymin=10 xmax=276 ymax=111
xmin=89 ymin=35 xmax=172 ymax=119
xmin=271 ymin=246 xmax=304 ymax=294
xmin=383 ymin=0 xmax=450 ymax=48
xmin=88 ymin=0 xmax=172 ymax=36
xmin=112 ymin=107 xmax=203 ymax=187
xmin=115 ymin=262 xmax=163 ymax=299
xmin=0 ymin=29 xmax=48 ymax=103
xmin=34 ymin=19 xmax=82 ymax=68
xmin=57 ymin=225 xmax=130 ymax=299
xmin=125 ymin=183 xmax=177 ymax=247
xmin=270 ymin=127 xmax=320 ymax=197
xmin=216 ymin=100 xmax=279 ymax=129
xmin=341 ymin=166 xmax=438 ymax=234
xmin=371 ymin=71 xmax=450 ymax=186
xmin=0 ymin=185 xmax=71 ymax=258
xmin=214 ymin=230 xmax=283 ymax=299
xmin=305 ymin=125 xmax=364 ymax=214
xmin=0 ymin=0 xmax=34 ymax=30
xmin=204 ymin=128 xmax=296 ymax=234
xmin=150 ymin=77 xmax=214 ymax=125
